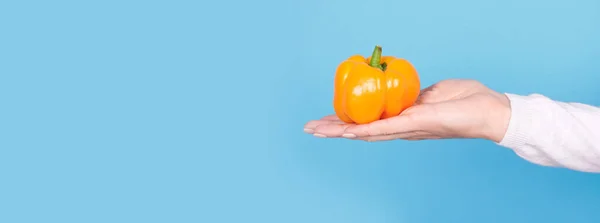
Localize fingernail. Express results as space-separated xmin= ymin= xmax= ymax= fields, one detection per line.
xmin=313 ymin=133 xmax=327 ymax=138
xmin=342 ymin=133 xmax=356 ymax=138
xmin=304 ymin=128 xmax=314 ymax=134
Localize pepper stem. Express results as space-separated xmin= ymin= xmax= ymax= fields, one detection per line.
xmin=369 ymin=45 xmax=383 ymax=70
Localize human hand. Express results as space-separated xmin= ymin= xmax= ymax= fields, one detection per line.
xmin=303 ymin=79 xmax=511 ymax=142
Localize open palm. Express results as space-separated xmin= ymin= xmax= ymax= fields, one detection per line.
xmin=304 ymin=79 xmax=511 ymax=142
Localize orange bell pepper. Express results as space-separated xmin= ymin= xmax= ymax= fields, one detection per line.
xmin=333 ymin=45 xmax=420 ymax=124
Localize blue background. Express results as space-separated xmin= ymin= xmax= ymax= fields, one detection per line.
xmin=1 ymin=0 xmax=600 ymax=222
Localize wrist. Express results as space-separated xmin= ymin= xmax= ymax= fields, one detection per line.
xmin=481 ymin=91 xmax=512 ymax=143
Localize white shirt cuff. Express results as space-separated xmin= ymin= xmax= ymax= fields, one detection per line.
xmin=498 ymin=93 xmax=535 ymax=149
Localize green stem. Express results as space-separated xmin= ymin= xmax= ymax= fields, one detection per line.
xmin=369 ymin=45 xmax=383 ymax=70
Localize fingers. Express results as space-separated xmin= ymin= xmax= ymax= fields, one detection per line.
xmin=320 ymin=115 xmax=340 ymax=121
xmin=313 ymin=123 xmax=355 ymax=137
xmin=343 ymin=113 xmax=423 ymax=138
xmin=304 ymin=115 xmax=342 ymax=127
xmin=304 ymin=120 xmax=341 ymax=133
xmin=305 ymin=109 xmax=431 ymax=140
xmin=304 ymin=115 xmax=347 ymax=135
xmin=354 ymin=131 xmax=441 ymax=142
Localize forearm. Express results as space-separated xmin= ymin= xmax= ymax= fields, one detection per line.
xmin=494 ymin=93 xmax=600 ymax=173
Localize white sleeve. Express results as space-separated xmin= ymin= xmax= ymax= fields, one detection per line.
xmin=498 ymin=93 xmax=600 ymax=173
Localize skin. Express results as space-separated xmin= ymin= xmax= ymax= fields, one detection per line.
xmin=305 ymin=79 xmax=512 ymax=143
